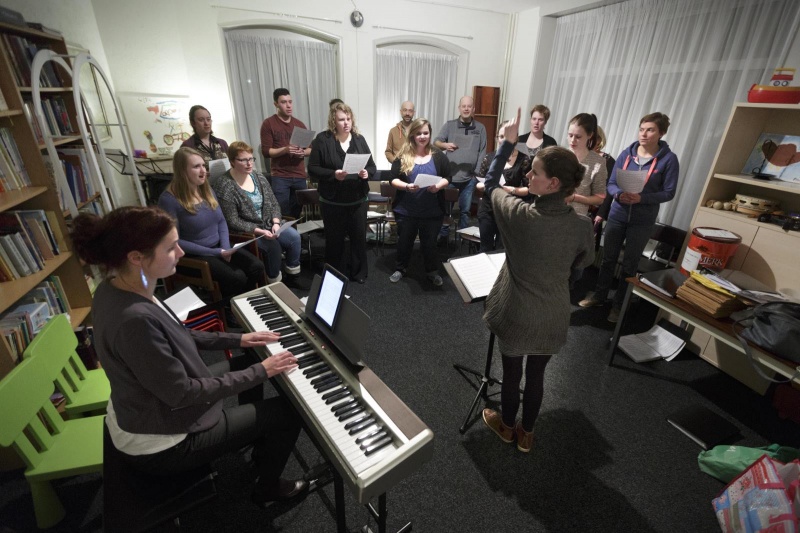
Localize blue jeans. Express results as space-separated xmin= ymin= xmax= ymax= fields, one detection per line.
xmin=440 ymin=177 xmax=476 ymax=237
xmin=271 ymin=177 xmax=308 ymax=220
xmin=595 ymin=218 xmax=654 ymax=309
xmin=277 ymin=225 xmax=301 ymax=269
xmin=256 ymin=226 xmax=302 ymax=278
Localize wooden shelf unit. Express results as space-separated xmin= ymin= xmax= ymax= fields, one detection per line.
xmin=0 ymin=23 xmax=94 ymax=379
xmin=472 ymin=86 xmax=500 ymax=152
xmin=680 ymin=102 xmax=800 ymax=392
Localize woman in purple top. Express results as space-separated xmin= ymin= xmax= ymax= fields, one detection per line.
xmin=181 ymin=105 xmax=229 ymax=164
xmin=158 ymin=147 xmax=263 ymax=305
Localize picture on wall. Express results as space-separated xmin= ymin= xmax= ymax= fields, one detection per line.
xmin=741 ymin=133 xmax=800 ymax=183
xmin=118 ymin=93 xmax=191 ymax=156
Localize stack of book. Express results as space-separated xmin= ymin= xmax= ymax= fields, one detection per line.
xmin=676 ymin=276 xmax=746 ymax=318
xmin=0 ymin=210 xmax=63 ymax=281
xmin=0 ymin=32 xmax=63 ymax=88
xmin=0 ymin=127 xmax=31 ymax=191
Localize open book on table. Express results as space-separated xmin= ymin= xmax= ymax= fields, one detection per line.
xmin=448 ymin=252 xmax=506 ymax=300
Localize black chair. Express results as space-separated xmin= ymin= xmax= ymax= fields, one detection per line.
xmin=103 ymin=425 xmax=217 ymax=532
xmin=614 ymin=222 xmax=688 ymax=277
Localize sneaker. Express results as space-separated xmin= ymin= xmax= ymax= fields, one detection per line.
xmin=267 ymin=271 xmax=283 ymax=284
xmin=284 ymin=264 xmax=301 ymax=276
xmin=607 ymin=307 xmax=620 ymax=323
xmin=515 ymin=424 xmax=535 ymax=453
xmin=284 ymin=274 xmax=311 ymax=291
xmin=578 ymin=292 xmax=604 ymax=308
xmin=389 ymin=270 xmax=403 ymax=283
xmin=482 ymin=408 xmax=515 ymax=444
xmin=428 ymin=273 xmax=443 ymax=287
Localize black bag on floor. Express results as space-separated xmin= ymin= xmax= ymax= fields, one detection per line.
xmin=731 ymin=302 xmax=800 ymax=382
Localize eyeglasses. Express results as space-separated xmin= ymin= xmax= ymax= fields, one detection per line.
xmin=235 ymin=157 xmax=256 ymax=163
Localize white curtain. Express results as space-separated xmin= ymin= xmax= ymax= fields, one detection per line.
xmin=224 ymin=32 xmax=337 ymax=173
xmin=542 ymin=0 xmax=800 ymax=229
xmin=375 ymin=48 xmax=459 ymax=168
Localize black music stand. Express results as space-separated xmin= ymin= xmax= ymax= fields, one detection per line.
xmin=443 ymin=258 xmax=505 ymax=434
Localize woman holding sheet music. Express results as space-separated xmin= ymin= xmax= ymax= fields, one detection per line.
xmin=579 ymin=113 xmax=679 ymax=323
xmin=481 ymin=108 xmax=594 ymax=453
xmin=308 ymin=102 xmax=376 ymax=284
xmin=181 ymin=105 xmax=228 ymax=165
xmin=214 ymin=141 xmax=308 ymax=290
xmin=70 ymin=205 xmax=308 ymax=505
xmin=388 ymin=118 xmax=451 ymax=286
xmin=158 ymin=147 xmax=263 ymax=306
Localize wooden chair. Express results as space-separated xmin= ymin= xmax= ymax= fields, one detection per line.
xmin=295 ymin=188 xmax=325 ymax=262
xmin=458 ymin=186 xmax=483 ymax=254
xmin=164 ymin=257 xmax=223 ymax=303
xmin=22 ymin=314 xmax=110 ymax=419
xmin=442 ymin=186 xmax=461 ymax=246
xmin=229 ymin=231 xmax=267 ymax=287
xmin=0 ymin=353 xmax=104 ymax=528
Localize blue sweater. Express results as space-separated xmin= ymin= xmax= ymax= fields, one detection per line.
xmin=607 ymin=140 xmax=679 ymax=226
xmin=158 ymin=191 xmax=231 ymax=256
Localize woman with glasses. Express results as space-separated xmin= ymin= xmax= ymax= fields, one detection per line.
xmin=214 ymin=142 xmax=308 ymax=290
xmin=308 ymin=102 xmax=376 ymax=284
xmin=158 ymin=147 xmax=263 ymax=307
xmin=181 ymin=105 xmax=228 ymax=164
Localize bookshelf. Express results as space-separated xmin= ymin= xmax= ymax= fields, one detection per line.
xmin=0 ymin=22 xmax=93 ymax=380
xmin=472 ymin=86 xmax=500 ymax=152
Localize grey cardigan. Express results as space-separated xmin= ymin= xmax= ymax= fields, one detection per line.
xmin=93 ymin=281 xmax=266 ymax=435
xmin=213 ymin=170 xmax=281 ymax=233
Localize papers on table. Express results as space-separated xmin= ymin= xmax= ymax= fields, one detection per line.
xmin=289 ymin=127 xmax=315 ymax=148
xmin=413 ymin=174 xmax=442 ymax=189
xmin=227 ymin=234 xmax=266 ymax=252
xmin=695 ymin=228 xmax=739 ymax=240
xmin=616 ymin=169 xmax=647 ymax=193
xmin=448 ymin=252 xmax=506 ymax=300
xmin=275 ymin=219 xmax=297 ymax=236
xmin=342 ymin=153 xmax=371 ymax=174
xmin=618 ymin=320 xmax=687 ymax=363
xmin=163 ymin=287 xmax=206 ymax=321
xmin=208 ymin=158 xmax=231 ymax=180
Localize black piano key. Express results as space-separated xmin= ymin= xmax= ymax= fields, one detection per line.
xmin=293 ymin=349 xmax=316 ymax=358
xmin=344 ymin=414 xmax=372 ymax=431
xmin=356 ymin=428 xmax=387 ymax=445
xmin=348 ymin=419 xmax=377 ymax=436
xmin=282 ymin=340 xmax=308 ymax=351
xmin=315 ymin=379 xmax=342 ymax=393
xmin=280 ymin=332 xmax=301 ymax=342
xmin=363 ymin=435 xmax=393 ymax=456
xmin=272 ymin=324 xmax=294 ymax=333
xmin=304 ymin=364 xmax=330 ymax=378
xmin=323 ymin=388 xmax=351 ymax=404
xmin=297 ymin=356 xmax=321 ymax=369
xmin=252 ymin=303 xmax=278 ymax=312
xmin=309 ymin=371 xmax=335 ymax=386
xmin=337 ymin=405 xmax=365 ymax=422
xmin=331 ymin=398 xmax=358 ymax=415
xmin=247 ymin=295 xmax=270 ymax=303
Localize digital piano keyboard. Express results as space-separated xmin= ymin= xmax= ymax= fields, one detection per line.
xmin=231 ymin=283 xmax=434 ymax=505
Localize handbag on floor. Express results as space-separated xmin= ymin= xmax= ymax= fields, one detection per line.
xmin=731 ymin=302 xmax=800 ymax=383
xmin=699 ymin=444 xmax=800 ymax=483
xmin=712 ymin=454 xmax=799 ymax=533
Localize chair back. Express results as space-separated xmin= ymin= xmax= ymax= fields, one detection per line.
xmin=649 ymin=223 xmax=688 ymax=263
xmin=0 ymin=355 xmax=66 ymax=470
xmin=443 ymin=186 xmax=460 ymax=203
xmin=296 ymin=188 xmax=322 ymax=221
xmin=167 ymin=257 xmax=223 ymax=303
xmin=379 ymin=181 xmax=396 ymax=200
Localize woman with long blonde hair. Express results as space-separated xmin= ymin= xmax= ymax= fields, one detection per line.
xmin=388 ymin=118 xmax=451 ymax=285
xmin=158 ymin=147 xmax=263 ymax=307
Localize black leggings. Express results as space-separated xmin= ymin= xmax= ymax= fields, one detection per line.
xmin=501 ymin=353 xmax=552 ymax=432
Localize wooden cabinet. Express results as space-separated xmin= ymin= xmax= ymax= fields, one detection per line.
xmin=0 ymin=22 xmax=93 ymax=379
xmin=681 ymin=102 xmax=800 ymax=391
xmin=472 ymin=86 xmax=500 ymax=152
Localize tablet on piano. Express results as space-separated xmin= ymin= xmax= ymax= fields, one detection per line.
xmin=311 ymin=264 xmax=348 ymax=332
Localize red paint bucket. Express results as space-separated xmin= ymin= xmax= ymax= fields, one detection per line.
xmin=680 ymin=227 xmax=741 ymax=275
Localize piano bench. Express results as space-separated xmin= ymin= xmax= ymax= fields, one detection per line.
xmin=103 ymin=425 xmax=218 ymax=532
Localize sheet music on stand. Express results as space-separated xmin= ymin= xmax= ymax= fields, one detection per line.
xmin=447 ymin=252 xmax=505 ymax=301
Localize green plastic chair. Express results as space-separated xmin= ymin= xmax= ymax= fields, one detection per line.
xmin=23 ymin=314 xmax=110 ymax=418
xmin=0 ymin=353 xmax=104 ymax=528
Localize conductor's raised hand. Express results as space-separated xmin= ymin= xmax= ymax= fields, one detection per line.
xmin=504 ymin=107 xmax=521 ymax=144
xmin=261 ymin=350 xmax=298 ymax=377
xmin=240 ymin=330 xmax=281 ymax=347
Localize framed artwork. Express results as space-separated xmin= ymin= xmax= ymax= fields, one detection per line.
xmin=118 ymin=93 xmax=192 ymax=156
xmin=741 ymin=133 xmax=800 ymax=183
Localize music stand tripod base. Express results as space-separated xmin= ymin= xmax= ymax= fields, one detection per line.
xmin=453 ymin=332 xmax=503 ymax=434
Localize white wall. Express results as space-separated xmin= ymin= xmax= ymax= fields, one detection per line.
xmin=87 ymin=0 xmax=511 ymax=159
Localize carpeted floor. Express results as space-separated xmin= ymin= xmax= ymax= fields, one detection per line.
xmin=1 ymin=234 xmax=798 ymax=533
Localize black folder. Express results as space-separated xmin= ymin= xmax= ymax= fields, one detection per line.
xmin=639 ymin=268 xmax=687 ymax=298
xmin=666 ymin=405 xmax=740 ymax=450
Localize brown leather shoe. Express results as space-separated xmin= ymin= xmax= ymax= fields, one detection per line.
xmin=516 ymin=424 xmax=535 ymax=453
xmin=252 ymin=478 xmax=309 ymax=507
xmin=482 ymin=408 xmax=514 ymax=443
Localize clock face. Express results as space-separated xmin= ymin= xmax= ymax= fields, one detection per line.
xmin=351 ymin=10 xmax=364 ymax=27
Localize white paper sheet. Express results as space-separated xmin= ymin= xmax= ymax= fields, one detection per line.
xmin=414 ymin=174 xmax=442 ymax=188
xmin=228 ymin=234 xmax=266 ymax=252
xmin=616 ymin=169 xmax=647 ymax=193
xmin=208 ymin=158 xmax=230 ymax=180
xmin=274 ymin=219 xmax=297 ymax=236
xmin=342 ymin=153 xmax=371 ymax=174
xmin=163 ymin=287 xmax=206 ymax=321
xmin=289 ymin=127 xmax=315 ymax=148
xmin=448 ymin=252 xmax=506 ymax=300
xmin=619 ymin=324 xmax=686 ymax=363
xmin=695 ymin=228 xmax=740 ymax=240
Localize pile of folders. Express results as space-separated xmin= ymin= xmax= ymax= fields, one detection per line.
xmin=676 ymin=277 xmax=746 ymax=318
xmin=183 ymin=308 xmax=232 ymax=359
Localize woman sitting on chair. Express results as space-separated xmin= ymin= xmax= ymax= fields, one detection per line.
xmin=308 ymin=102 xmax=376 ymax=284
xmin=71 ymin=205 xmax=307 ymax=505
xmin=181 ymin=105 xmax=228 ymax=165
xmin=214 ymin=141 xmax=309 ymax=291
xmin=387 ymin=118 xmax=451 ymax=286
xmin=158 ymin=147 xmax=263 ymax=306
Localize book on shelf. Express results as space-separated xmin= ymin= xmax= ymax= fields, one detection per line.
xmin=0 ymin=127 xmax=31 ymax=186
xmin=0 ymin=210 xmax=62 ymax=278
xmin=14 ymin=209 xmax=60 ymax=255
xmin=0 ymin=86 xmax=7 ymax=111
xmin=0 ymin=234 xmax=30 ymax=277
xmin=448 ymin=252 xmax=506 ymax=300
xmin=59 ymin=148 xmax=100 ymax=206
xmin=0 ymin=33 xmax=62 ymax=89
xmin=22 ymin=102 xmax=44 ymax=145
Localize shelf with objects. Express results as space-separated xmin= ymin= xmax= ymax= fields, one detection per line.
xmin=472 ymin=86 xmax=500 ymax=153
xmin=678 ymin=102 xmax=800 ymax=392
